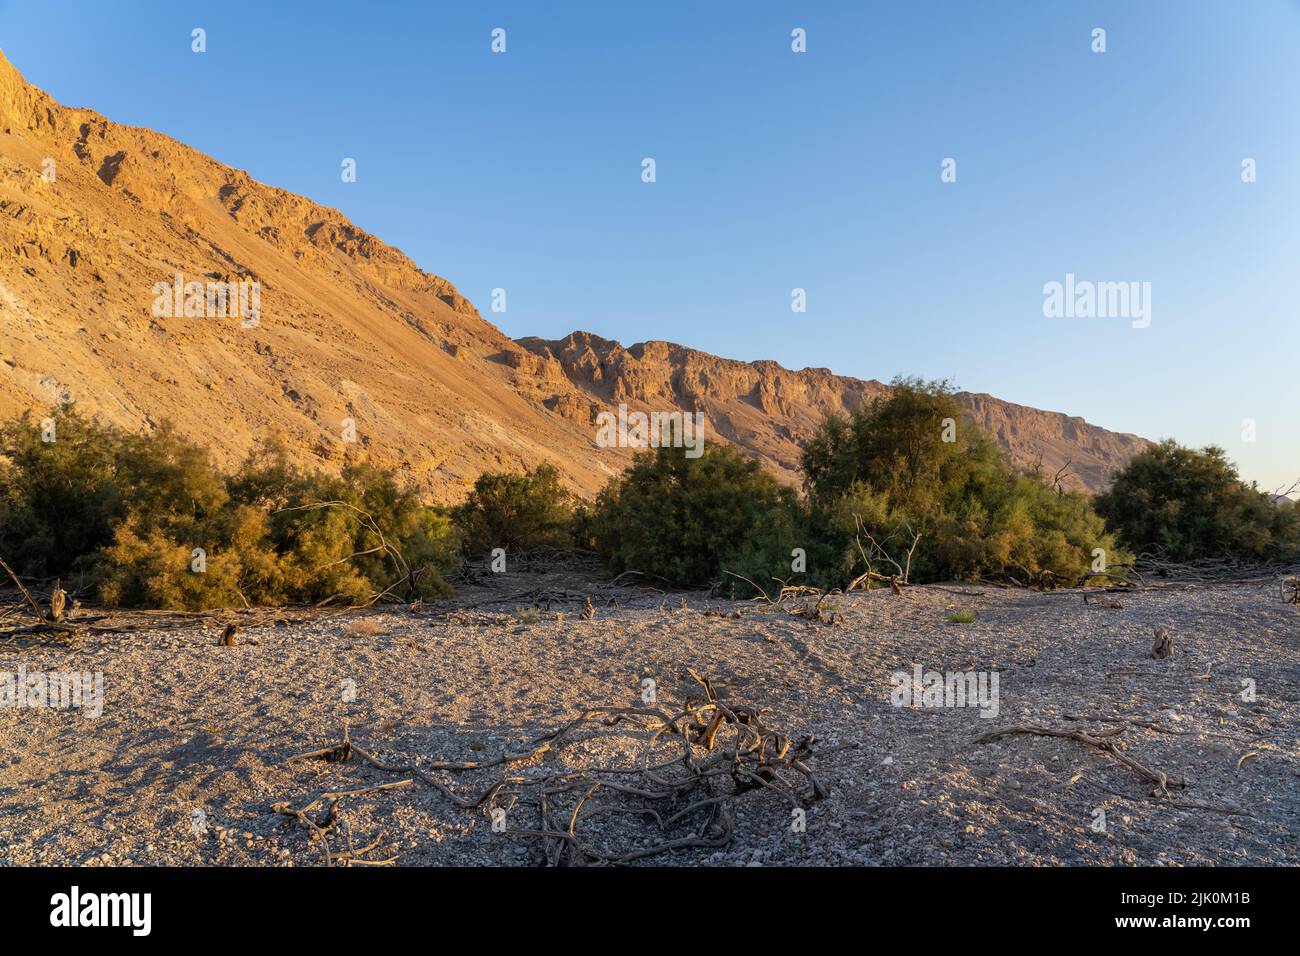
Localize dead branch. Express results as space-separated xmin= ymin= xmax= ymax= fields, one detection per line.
xmin=925 ymin=585 xmax=986 ymax=597
xmin=974 ymin=723 xmax=1185 ymax=796
xmin=847 ymin=517 xmax=921 ymax=593
xmin=1132 ymin=550 xmax=1300 ymax=587
xmin=1070 ymin=775 xmax=1258 ymax=820
xmin=718 ymin=573 xmax=842 ymax=624
xmin=775 ymin=587 xmax=842 ymax=625
xmin=1051 ymin=459 xmax=1073 ymax=495
xmin=1075 ymin=570 xmax=1140 ymax=589
xmin=0 ymin=555 xmax=45 ymax=620
xmin=719 ymin=570 xmax=774 ymax=603
xmin=275 ymin=671 xmax=830 ymax=866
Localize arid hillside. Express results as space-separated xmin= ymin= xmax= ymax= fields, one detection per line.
xmin=520 ymin=333 xmax=1149 ymax=492
xmin=0 ymin=49 xmax=1145 ymax=499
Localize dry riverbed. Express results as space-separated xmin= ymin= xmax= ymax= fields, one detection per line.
xmin=1 ymin=571 xmax=1296 ymax=866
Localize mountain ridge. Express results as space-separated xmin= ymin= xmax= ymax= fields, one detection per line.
xmin=517 ymin=331 xmax=1149 ymax=492
xmin=0 ymin=48 xmax=1147 ymax=500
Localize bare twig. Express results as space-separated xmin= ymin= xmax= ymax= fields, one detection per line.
xmin=0 ymin=555 xmax=45 ymax=620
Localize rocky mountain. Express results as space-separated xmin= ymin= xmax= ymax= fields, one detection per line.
xmin=0 ymin=49 xmax=1146 ymax=501
xmin=517 ymin=333 xmax=1148 ymax=493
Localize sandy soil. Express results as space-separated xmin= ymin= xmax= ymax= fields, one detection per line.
xmin=1 ymin=567 xmax=1296 ymax=866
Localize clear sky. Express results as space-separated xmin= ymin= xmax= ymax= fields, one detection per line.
xmin=2 ymin=0 xmax=1297 ymax=490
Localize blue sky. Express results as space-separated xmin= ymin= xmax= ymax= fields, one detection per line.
xmin=2 ymin=0 xmax=1297 ymax=489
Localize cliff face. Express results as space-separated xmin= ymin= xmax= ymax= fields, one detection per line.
xmin=518 ymin=333 xmax=1148 ymax=492
xmin=0 ymin=50 xmax=1145 ymax=499
xmin=516 ymin=333 xmax=886 ymax=477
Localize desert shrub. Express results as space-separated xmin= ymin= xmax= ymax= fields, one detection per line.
xmin=230 ymin=446 xmax=459 ymax=605
xmin=584 ymin=379 xmax=1118 ymax=592
xmin=452 ymin=464 xmax=575 ymax=557
xmin=97 ymin=507 xmax=275 ymax=609
xmin=798 ymin=483 xmax=919 ymax=586
xmin=83 ymin=432 xmax=284 ymax=609
xmin=112 ymin=422 xmax=230 ymax=533
xmin=589 ymin=443 xmax=801 ymax=593
xmin=0 ymin=405 xmax=125 ymax=578
xmin=95 ymin=474 xmax=286 ymax=610
xmin=802 ymin=378 xmax=993 ymax=514
xmin=1 ymin=409 xmax=458 ymax=609
xmin=925 ymin=469 xmax=1118 ymax=584
xmin=1096 ymin=440 xmax=1299 ymax=562
xmin=798 ymin=378 xmax=1123 ymax=585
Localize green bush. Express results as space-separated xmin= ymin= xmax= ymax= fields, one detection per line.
xmin=0 ymin=406 xmax=125 ymax=578
xmin=582 ymin=379 xmax=1122 ymax=593
xmin=1096 ymin=440 xmax=1299 ymax=562
xmin=589 ymin=443 xmax=801 ymax=593
xmin=97 ymin=506 xmax=275 ymax=609
xmin=1 ymin=407 xmax=458 ymax=610
xmin=452 ymin=464 xmax=575 ymax=557
xmin=802 ymin=378 xmax=989 ymax=515
xmin=798 ymin=378 xmax=1123 ymax=586
xmin=227 ymin=445 xmax=460 ymax=606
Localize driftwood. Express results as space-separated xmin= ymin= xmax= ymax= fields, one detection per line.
xmin=0 ymin=557 xmax=87 ymax=647
xmin=1075 ymin=570 xmax=1141 ymax=588
xmin=276 ymin=670 xmax=831 ymax=866
xmin=719 ymin=572 xmax=843 ymax=624
xmin=455 ymin=587 xmax=595 ymax=612
xmin=846 ymin=517 xmax=920 ymax=594
xmin=1133 ymin=551 xmax=1300 ymax=588
xmin=974 ymin=723 xmax=1185 ymax=796
xmin=847 ymin=569 xmax=904 ymax=596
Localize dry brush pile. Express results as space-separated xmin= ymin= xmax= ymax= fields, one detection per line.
xmin=274 ymin=670 xmax=832 ymax=866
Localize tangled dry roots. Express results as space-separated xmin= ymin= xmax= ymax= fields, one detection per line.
xmin=276 ymin=669 xmax=829 ymax=866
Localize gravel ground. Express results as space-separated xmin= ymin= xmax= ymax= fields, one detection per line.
xmin=1 ymin=569 xmax=1296 ymax=866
